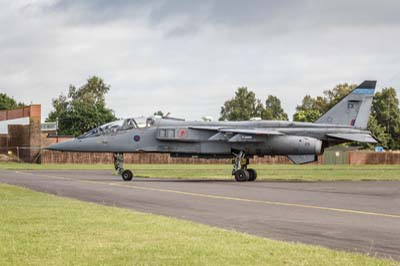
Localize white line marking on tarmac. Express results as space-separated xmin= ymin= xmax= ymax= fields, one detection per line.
xmin=15 ymin=170 xmax=400 ymax=219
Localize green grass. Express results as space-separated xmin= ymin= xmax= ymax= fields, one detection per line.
xmin=0 ymin=183 xmax=396 ymax=266
xmin=1 ymin=162 xmax=400 ymax=181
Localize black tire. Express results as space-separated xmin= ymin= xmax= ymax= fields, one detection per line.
xmin=121 ymin=170 xmax=133 ymax=181
xmin=247 ymin=169 xmax=257 ymax=181
xmin=234 ymin=169 xmax=249 ymax=182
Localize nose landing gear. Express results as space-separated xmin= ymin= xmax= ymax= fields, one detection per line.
xmin=113 ymin=153 xmax=133 ymax=181
xmin=232 ymin=151 xmax=257 ymax=182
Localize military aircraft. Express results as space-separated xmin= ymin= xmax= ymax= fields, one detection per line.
xmin=47 ymin=80 xmax=378 ymax=182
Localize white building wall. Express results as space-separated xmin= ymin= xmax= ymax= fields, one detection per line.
xmin=0 ymin=117 xmax=30 ymax=134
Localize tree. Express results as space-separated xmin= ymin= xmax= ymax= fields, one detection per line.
xmin=296 ymin=95 xmax=316 ymax=111
xmin=370 ymin=88 xmax=400 ymax=149
xmin=293 ymin=95 xmax=322 ymax=122
xmin=292 ymin=109 xmax=321 ymax=123
xmin=366 ymin=115 xmax=390 ymax=149
xmin=261 ymin=95 xmax=288 ymax=120
xmin=0 ymin=93 xmax=24 ymax=110
xmin=323 ymin=83 xmax=356 ymax=110
xmin=219 ymin=87 xmax=264 ymax=121
xmin=47 ymin=76 xmax=116 ymax=136
xmin=154 ymin=110 xmax=164 ymax=117
xmin=293 ymin=83 xmax=356 ymax=122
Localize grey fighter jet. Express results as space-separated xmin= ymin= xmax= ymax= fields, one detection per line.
xmin=47 ymin=80 xmax=378 ymax=182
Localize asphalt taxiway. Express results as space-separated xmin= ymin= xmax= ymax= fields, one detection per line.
xmin=0 ymin=169 xmax=399 ymax=260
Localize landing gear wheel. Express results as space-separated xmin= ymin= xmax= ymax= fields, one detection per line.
xmin=247 ymin=169 xmax=257 ymax=181
xmin=121 ymin=170 xmax=133 ymax=181
xmin=234 ymin=169 xmax=249 ymax=182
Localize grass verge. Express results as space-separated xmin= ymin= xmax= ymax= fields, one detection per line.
xmin=1 ymin=162 xmax=400 ymax=181
xmin=0 ymin=183 xmax=396 ymax=266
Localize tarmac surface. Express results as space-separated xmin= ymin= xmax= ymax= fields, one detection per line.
xmin=1 ymin=169 xmax=400 ymax=260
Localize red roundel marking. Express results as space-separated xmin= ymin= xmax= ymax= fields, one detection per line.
xmin=134 ymin=135 xmax=141 ymax=142
xmin=177 ymin=128 xmax=188 ymax=138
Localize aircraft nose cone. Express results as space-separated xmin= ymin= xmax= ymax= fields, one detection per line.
xmin=46 ymin=142 xmax=65 ymax=151
xmin=46 ymin=139 xmax=76 ymax=151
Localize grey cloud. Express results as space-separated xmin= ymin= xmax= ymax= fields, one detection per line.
xmin=1 ymin=0 xmax=400 ymax=121
xmin=43 ymin=0 xmax=400 ymax=34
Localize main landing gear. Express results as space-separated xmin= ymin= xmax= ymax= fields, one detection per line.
xmin=113 ymin=153 xmax=133 ymax=181
xmin=232 ymin=151 xmax=257 ymax=182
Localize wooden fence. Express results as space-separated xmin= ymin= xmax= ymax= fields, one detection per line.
xmin=40 ymin=150 xmax=400 ymax=165
xmin=40 ymin=150 xmax=294 ymax=164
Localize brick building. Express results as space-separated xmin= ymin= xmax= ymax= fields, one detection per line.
xmin=0 ymin=105 xmax=72 ymax=162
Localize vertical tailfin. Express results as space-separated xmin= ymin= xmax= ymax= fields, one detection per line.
xmin=315 ymin=80 xmax=376 ymax=129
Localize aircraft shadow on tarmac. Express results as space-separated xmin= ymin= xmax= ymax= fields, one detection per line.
xmin=108 ymin=178 xmax=311 ymax=183
xmin=92 ymin=178 xmax=236 ymax=183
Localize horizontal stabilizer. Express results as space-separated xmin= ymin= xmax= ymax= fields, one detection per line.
xmin=288 ymin=155 xmax=317 ymax=164
xmin=326 ymin=133 xmax=377 ymax=143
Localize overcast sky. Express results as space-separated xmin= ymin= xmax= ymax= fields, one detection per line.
xmin=1 ymin=0 xmax=400 ymax=121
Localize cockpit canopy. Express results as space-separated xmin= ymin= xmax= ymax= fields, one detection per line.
xmin=78 ymin=116 xmax=156 ymax=139
xmin=120 ymin=116 xmax=155 ymax=130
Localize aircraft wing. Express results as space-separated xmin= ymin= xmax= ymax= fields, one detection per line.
xmin=188 ymin=126 xmax=222 ymax=131
xmin=326 ymin=133 xmax=377 ymax=143
xmin=219 ymin=128 xmax=284 ymax=135
xmin=189 ymin=126 xmax=284 ymax=136
xmin=188 ymin=126 xmax=284 ymax=142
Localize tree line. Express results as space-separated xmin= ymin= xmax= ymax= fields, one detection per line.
xmin=219 ymin=83 xmax=400 ymax=149
xmin=1 ymin=76 xmax=399 ymax=149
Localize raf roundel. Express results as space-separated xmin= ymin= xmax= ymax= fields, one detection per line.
xmin=177 ymin=128 xmax=188 ymax=138
xmin=133 ymin=135 xmax=141 ymax=142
